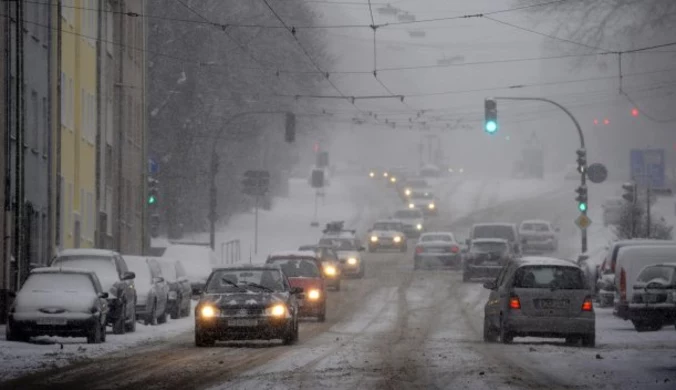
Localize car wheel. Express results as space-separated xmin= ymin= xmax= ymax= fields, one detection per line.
xmin=500 ymin=316 xmax=513 ymax=344
xmin=358 ymin=264 xmax=366 ymax=279
xmin=283 ymin=320 xmax=298 ymax=345
xmin=100 ymin=323 xmax=107 ymax=343
xmin=157 ymin=307 xmax=168 ymax=324
xmin=483 ymin=316 xmax=498 ymax=342
xmin=400 ymin=245 xmax=407 ymax=253
xmin=125 ymin=301 xmax=137 ymax=333
xmin=170 ymin=303 xmax=180 ymax=320
xmin=195 ymin=330 xmax=214 ymax=347
xmin=146 ymin=301 xmax=158 ymax=326
xmin=112 ymin=303 xmax=127 ymax=335
xmin=581 ymin=333 xmax=595 ymax=347
xmin=632 ymin=319 xmax=663 ymax=332
xmin=87 ymin=322 xmax=103 ymax=344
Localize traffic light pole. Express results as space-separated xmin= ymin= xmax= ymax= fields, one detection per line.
xmin=494 ymin=97 xmax=587 ymax=253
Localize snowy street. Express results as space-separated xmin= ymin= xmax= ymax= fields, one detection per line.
xmin=2 ymin=175 xmax=675 ymax=389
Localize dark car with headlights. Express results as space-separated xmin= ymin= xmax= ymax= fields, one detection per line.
xmin=267 ymin=252 xmax=327 ymax=321
xmin=414 ymin=232 xmax=461 ymax=269
xmin=51 ymin=249 xmax=137 ymax=334
xmin=194 ymin=265 xmax=302 ymax=346
xmin=6 ymin=267 xmax=109 ymax=344
xmin=298 ymin=244 xmax=342 ymax=291
xmin=463 ymin=238 xmax=514 ymax=282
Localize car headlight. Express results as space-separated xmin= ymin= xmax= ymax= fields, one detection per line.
xmin=266 ymin=304 xmax=287 ymax=317
xmin=405 ymin=189 xmax=411 ymax=196
xmin=393 ymin=236 xmax=402 ymax=243
xmin=390 ymin=177 xmax=396 ymax=183
xmin=428 ymin=203 xmax=435 ymax=210
xmin=200 ymin=305 xmax=216 ymax=318
xmin=416 ymin=224 xmax=422 ymax=230
xmin=308 ymin=289 xmax=321 ymax=300
xmin=408 ymin=203 xmax=415 ymax=209
xmin=383 ymin=172 xmax=389 ymax=177
xmin=370 ymin=235 xmax=378 ymax=242
xmin=347 ymin=257 xmax=358 ymax=265
xmin=324 ymin=265 xmax=337 ymax=276
xmin=459 ymin=168 xmax=464 ymax=173
xmin=369 ymin=172 xmax=375 ymax=177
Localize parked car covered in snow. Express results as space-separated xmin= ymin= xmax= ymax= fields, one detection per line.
xmin=6 ymin=267 xmax=109 ymax=344
xmin=483 ymin=257 xmax=595 ymax=347
xmin=51 ymin=249 xmax=137 ymax=334
xmin=629 ymin=263 xmax=676 ymax=331
xmin=123 ymin=256 xmax=170 ymax=326
xmin=156 ymin=257 xmax=192 ymax=319
xmin=162 ymin=243 xmax=218 ymax=295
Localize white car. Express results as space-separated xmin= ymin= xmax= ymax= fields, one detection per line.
xmin=407 ymin=191 xmax=437 ymax=216
xmin=367 ymin=220 xmax=407 ymax=252
xmin=392 ymin=209 xmax=425 ymax=238
xmin=519 ymin=220 xmax=558 ymax=252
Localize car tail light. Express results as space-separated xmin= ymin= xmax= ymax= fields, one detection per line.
xmin=619 ymin=268 xmax=627 ymax=303
xmin=450 ymin=245 xmax=459 ymax=253
xmin=581 ymin=297 xmax=593 ymax=311
xmin=509 ymin=295 xmax=521 ymax=310
xmin=415 ymin=246 xmax=424 ymax=254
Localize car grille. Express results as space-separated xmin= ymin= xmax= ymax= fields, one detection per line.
xmin=219 ymin=306 xmax=265 ymax=317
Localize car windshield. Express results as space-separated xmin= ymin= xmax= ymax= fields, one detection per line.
xmin=318 ymin=238 xmax=357 ymax=250
xmin=421 ymin=234 xmax=453 ymax=242
xmin=637 ymin=266 xmax=675 ymax=283
xmin=21 ymin=273 xmax=95 ymax=295
xmin=394 ymin=210 xmax=423 ymax=219
xmin=472 ymin=241 xmax=507 ymax=253
xmin=205 ymin=269 xmax=284 ymax=293
xmin=268 ymin=258 xmax=321 ymax=278
xmin=373 ymin=222 xmax=401 ymax=231
xmin=52 ymin=256 xmax=118 ymax=291
xmin=513 ymin=266 xmax=585 ymax=289
xmin=472 ymin=225 xmax=515 ymax=241
xmin=521 ymin=223 xmax=550 ymax=232
xmin=125 ymin=258 xmax=153 ymax=287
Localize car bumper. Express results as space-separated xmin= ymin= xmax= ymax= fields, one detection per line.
xmin=196 ymin=316 xmax=291 ymax=340
xmin=341 ymin=261 xmax=363 ymax=275
xmin=505 ymin=315 xmax=595 ymax=337
xmin=623 ymin=303 xmax=676 ymax=323
xmin=9 ymin=314 xmax=99 ymax=337
xmin=369 ymin=241 xmax=405 ymax=250
xmin=415 ymin=254 xmax=461 ymax=268
xmin=299 ymin=298 xmax=325 ymax=316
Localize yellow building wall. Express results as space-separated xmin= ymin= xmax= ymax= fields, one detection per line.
xmin=60 ymin=1 xmax=97 ymax=249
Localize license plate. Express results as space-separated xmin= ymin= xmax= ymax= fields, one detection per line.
xmin=228 ymin=319 xmax=258 ymax=327
xmin=538 ymin=299 xmax=569 ymax=309
xmin=36 ymin=318 xmax=68 ymax=326
xmin=426 ymin=248 xmax=447 ymax=253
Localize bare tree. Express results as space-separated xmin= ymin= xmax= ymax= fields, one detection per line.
xmin=616 ymin=201 xmax=673 ymax=240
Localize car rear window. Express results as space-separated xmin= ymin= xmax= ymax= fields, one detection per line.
xmin=513 ymin=266 xmax=585 ymax=289
xmin=637 ymin=265 xmax=675 ymax=283
xmin=268 ymin=258 xmax=320 ymax=278
xmin=521 ymin=223 xmax=549 ymax=232
xmin=472 ymin=241 xmax=507 ymax=252
xmin=472 ymin=225 xmax=515 ymax=241
xmin=22 ymin=273 xmax=95 ymax=294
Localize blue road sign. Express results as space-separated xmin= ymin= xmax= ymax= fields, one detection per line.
xmin=149 ymin=158 xmax=159 ymax=175
xmin=630 ymin=149 xmax=665 ymax=188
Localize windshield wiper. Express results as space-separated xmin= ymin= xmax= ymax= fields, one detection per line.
xmin=220 ymin=278 xmax=248 ymax=292
xmin=241 ymin=281 xmax=275 ymax=293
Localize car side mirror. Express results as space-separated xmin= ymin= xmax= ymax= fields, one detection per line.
xmin=153 ymin=277 xmax=165 ymax=284
xmin=122 ymin=271 xmax=135 ymax=281
xmin=98 ymin=292 xmax=109 ymax=299
xmin=483 ymin=281 xmax=497 ymax=290
xmin=291 ymin=287 xmax=304 ymax=295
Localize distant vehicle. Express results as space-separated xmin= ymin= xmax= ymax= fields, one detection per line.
xmin=123 ymin=256 xmax=170 ymax=326
xmin=155 ymin=257 xmax=192 ymax=319
xmin=51 ymin=249 xmax=137 ymax=334
xmin=392 ymin=209 xmax=425 ymax=238
xmin=319 ymin=221 xmax=366 ymax=278
xmin=420 ymin=164 xmax=440 ymax=177
xmin=368 ymin=220 xmax=407 ymax=253
xmin=596 ymin=240 xmax=676 ymax=308
xmin=468 ymin=223 xmax=522 ymax=254
xmin=297 ymin=244 xmax=342 ymax=291
xmin=463 ymin=238 xmax=514 ymax=282
xmin=407 ymin=191 xmax=437 ymax=216
xmin=414 ymin=232 xmax=461 ymax=270
xmin=483 ymin=257 xmax=595 ymax=347
xmin=400 ymin=178 xmax=428 ymax=199
xmin=602 ymin=198 xmax=624 ymax=226
xmin=519 ymin=220 xmax=559 ymax=252
xmin=162 ymin=244 xmax=218 ymax=295
xmin=6 ymin=267 xmax=110 ymax=344
xmin=266 ymin=251 xmax=327 ymax=322
xmin=194 ymin=265 xmax=302 ymax=346
xmin=613 ymin=245 xmax=676 ymax=330
xmin=629 ymin=263 xmax=676 ymax=331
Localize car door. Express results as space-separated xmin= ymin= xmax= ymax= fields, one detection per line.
xmin=116 ymin=256 xmax=135 ymax=318
xmin=486 ymin=263 xmax=513 ymax=327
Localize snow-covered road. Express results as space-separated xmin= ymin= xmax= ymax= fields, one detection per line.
xmin=2 ymin=175 xmax=676 ymax=389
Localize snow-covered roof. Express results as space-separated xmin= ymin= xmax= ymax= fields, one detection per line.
xmin=517 ymin=256 xmax=580 ymax=268
xmin=32 ymin=266 xmax=95 ymax=275
xmin=122 ymin=255 xmax=148 ymax=264
xmin=212 ymin=264 xmax=282 ymax=271
xmin=267 ymin=250 xmax=318 ymax=259
xmin=57 ymin=248 xmax=119 ymax=258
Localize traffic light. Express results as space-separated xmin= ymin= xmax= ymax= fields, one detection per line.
xmin=484 ymin=98 xmax=497 ymax=134
xmin=148 ymin=178 xmax=158 ymax=206
xmin=576 ymin=149 xmax=587 ymax=174
xmin=631 ymin=108 xmax=639 ymax=117
xmin=285 ymin=112 xmax=296 ymax=143
xmin=575 ymin=185 xmax=588 ymax=212
xmin=622 ymin=182 xmax=637 ymax=204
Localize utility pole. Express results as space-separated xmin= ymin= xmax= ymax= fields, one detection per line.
xmin=1 ymin=0 xmax=9 ymax=323
xmin=13 ymin=0 xmax=26 ymax=288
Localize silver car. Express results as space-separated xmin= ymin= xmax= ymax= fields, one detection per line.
xmin=483 ymin=257 xmax=595 ymax=347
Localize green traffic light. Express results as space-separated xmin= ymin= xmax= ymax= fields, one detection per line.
xmin=485 ymin=120 xmax=497 ymax=133
xmin=148 ymin=195 xmax=157 ymax=205
xmin=578 ymin=202 xmax=587 ymax=212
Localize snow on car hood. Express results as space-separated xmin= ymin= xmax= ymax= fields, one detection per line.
xmin=200 ymin=292 xmax=285 ymax=308
xmin=370 ymin=230 xmax=403 ymax=238
xmin=15 ymin=290 xmax=96 ymax=313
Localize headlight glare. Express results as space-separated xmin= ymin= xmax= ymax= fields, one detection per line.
xmin=308 ymin=289 xmax=321 ymax=300
xmin=428 ymin=203 xmax=435 ymax=209
xmin=268 ymin=304 xmax=286 ymax=317
xmin=347 ymin=257 xmax=358 ymax=265
xmin=393 ymin=236 xmax=402 ymax=243
xmin=200 ymin=305 xmax=216 ymax=318
xmin=370 ymin=235 xmax=378 ymax=242
xmin=405 ymin=189 xmax=411 ymax=195
xmin=416 ymin=224 xmax=423 ymax=230
xmin=324 ymin=265 xmax=337 ymax=276
xmin=408 ymin=203 xmax=415 ymax=209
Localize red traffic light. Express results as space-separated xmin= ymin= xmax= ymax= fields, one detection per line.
xmin=631 ymin=108 xmax=639 ymax=117
xmin=313 ymin=142 xmax=320 ymax=153
xmin=603 ymin=118 xmax=610 ymax=125
xmin=593 ymin=119 xmax=599 ymax=125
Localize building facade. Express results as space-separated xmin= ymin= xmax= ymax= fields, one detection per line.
xmin=59 ymin=0 xmax=98 ymax=249
xmin=1 ymin=5 xmax=8 ymax=321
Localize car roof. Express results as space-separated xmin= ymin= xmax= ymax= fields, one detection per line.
xmin=267 ymin=250 xmax=318 ymax=259
xmin=122 ymin=255 xmax=148 ymax=263
xmin=472 ymin=238 xmax=509 ymax=243
xmin=321 ymin=231 xmax=356 ymax=238
xmin=57 ymin=248 xmax=119 ymax=257
xmin=32 ymin=266 xmax=96 ymax=275
xmin=515 ymin=256 xmax=580 ymax=268
xmin=611 ymin=239 xmax=676 ymax=248
xmin=212 ymin=264 xmax=282 ymax=272
xmin=618 ymin=245 xmax=676 ymax=256
xmin=473 ymin=223 xmax=516 ymax=228
xmin=520 ymin=219 xmax=550 ymax=225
